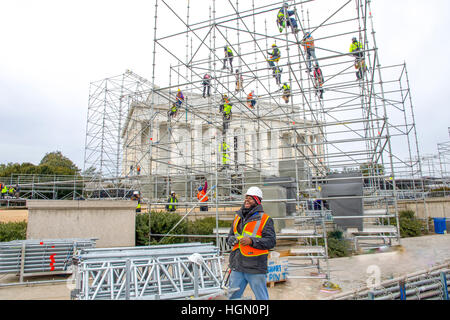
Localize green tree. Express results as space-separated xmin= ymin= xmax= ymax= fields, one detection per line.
xmin=39 ymin=151 xmax=80 ymax=175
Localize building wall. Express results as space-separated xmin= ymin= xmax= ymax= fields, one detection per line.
xmin=396 ymin=198 xmax=450 ymax=219
xmin=26 ymin=200 xmax=136 ymax=248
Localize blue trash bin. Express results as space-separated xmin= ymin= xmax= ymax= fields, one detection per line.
xmin=433 ymin=218 xmax=447 ymax=234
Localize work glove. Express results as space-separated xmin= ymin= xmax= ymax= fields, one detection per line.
xmin=227 ymin=236 xmax=238 ymax=247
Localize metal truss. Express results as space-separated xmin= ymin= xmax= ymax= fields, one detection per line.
xmin=72 ymin=243 xmax=225 ymax=300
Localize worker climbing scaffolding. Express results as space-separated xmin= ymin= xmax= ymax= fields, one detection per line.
xmin=273 ymin=66 xmax=283 ymax=86
xmin=300 ymin=32 xmax=318 ymax=73
xmin=267 ymin=44 xmax=281 ymax=70
xmin=168 ymin=103 xmax=178 ymax=119
xmin=350 ymin=37 xmax=367 ymax=80
xmin=247 ymin=90 xmax=256 ymax=109
xmin=235 ymin=69 xmax=243 ymax=92
xmin=219 ymin=141 xmax=230 ymax=171
xmin=281 ymin=82 xmax=291 ymax=104
xmin=222 ymin=45 xmax=234 ymax=72
xmin=176 ymin=88 xmax=185 ymax=107
xmin=313 ymin=64 xmax=324 ymax=100
xmin=222 ymin=101 xmax=233 ymax=132
xmin=202 ymin=73 xmax=212 ymax=98
xmin=277 ymin=2 xmax=299 ymax=34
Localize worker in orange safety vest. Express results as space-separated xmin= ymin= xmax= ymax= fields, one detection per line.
xmin=226 ymin=187 xmax=276 ymax=300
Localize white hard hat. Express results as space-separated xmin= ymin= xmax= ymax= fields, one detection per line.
xmin=245 ymin=186 xmax=263 ymax=200
xmin=133 ymin=191 xmax=139 ymax=195
xmin=170 ymin=191 xmax=175 ymax=194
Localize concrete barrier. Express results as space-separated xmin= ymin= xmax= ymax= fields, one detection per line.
xmin=26 ymin=200 xmax=137 ymax=248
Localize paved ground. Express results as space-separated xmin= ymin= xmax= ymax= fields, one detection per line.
xmin=0 ymin=233 xmax=449 ymax=300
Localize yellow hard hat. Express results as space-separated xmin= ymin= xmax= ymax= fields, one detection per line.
xmin=272 ymin=43 xmax=277 ymax=47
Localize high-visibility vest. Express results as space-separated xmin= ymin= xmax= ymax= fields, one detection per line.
xmin=226 ymin=47 xmax=233 ymax=56
xmin=350 ymin=41 xmax=363 ymax=53
xmin=232 ymin=213 xmax=270 ymax=257
xmin=223 ymin=104 xmax=232 ymax=115
xmin=136 ymin=200 xmax=141 ymax=210
xmin=302 ymin=37 xmax=315 ymax=50
xmin=197 ymin=190 xmax=208 ymax=202
xmin=1 ymin=186 xmax=7 ymax=194
xmin=168 ymin=197 xmax=177 ymax=210
xmin=283 ymin=84 xmax=290 ymax=92
xmin=8 ymin=188 xmax=14 ymax=194
xmin=171 ymin=105 xmax=177 ymax=113
xmin=221 ymin=143 xmax=230 ymax=164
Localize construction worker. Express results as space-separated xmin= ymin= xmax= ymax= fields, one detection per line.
xmin=222 ymin=102 xmax=233 ymax=132
xmin=202 ymin=73 xmax=212 ymax=98
xmin=197 ymin=180 xmax=209 ymax=212
xmin=235 ymin=69 xmax=243 ymax=92
xmin=219 ymin=94 xmax=229 ymax=113
xmin=300 ymin=32 xmax=317 ymax=73
xmin=14 ymin=184 xmax=21 ymax=198
xmin=267 ymin=44 xmax=281 ymax=69
xmin=168 ymin=103 xmax=178 ymax=118
xmin=220 ymin=141 xmax=230 ymax=171
xmin=313 ymin=64 xmax=324 ymax=100
xmin=176 ymin=88 xmax=184 ymax=107
xmin=136 ymin=165 xmax=141 ymax=175
xmin=8 ymin=186 xmax=15 ymax=198
xmin=281 ymin=82 xmax=291 ymax=104
xmin=222 ymin=45 xmax=234 ymax=71
xmin=0 ymin=183 xmax=5 ymax=199
xmin=131 ymin=191 xmax=141 ymax=213
xmin=277 ymin=3 xmax=298 ymax=34
xmin=349 ymin=37 xmax=367 ymax=80
xmin=226 ymin=187 xmax=276 ymax=300
xmin=166 ymin=191 xmax=178 ymax=212
xmin=273 ymin=66 xmax=283 ymax=86
xmin=247 ymin=90 xmax=256 ymax=109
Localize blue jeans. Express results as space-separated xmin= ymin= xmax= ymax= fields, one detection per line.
xmin=229 ymin=271 xmax=269 ymax=300
xmin=306 ymin=48 xmax=317 ymax=70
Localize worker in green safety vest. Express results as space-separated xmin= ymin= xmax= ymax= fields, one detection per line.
xmin=222 ymin=102 xmax=232 ymax=132
xmin=349 ymin=37 xmax=367 ymax=80
xmin=219 ymin=141 xmax=230 ymax=172
xmin=166 ymin=191 xmax=178 ymax=212
xmin=131 ymin=191 xmax=141 ymax=213
xmin=1 ymin=184 xmax=7 ymax=199
xmin=168 ymin=103 xmax=178 ymax=119
xmin=281 ymin=83 xmax=291 ymax=104
xmin=8 ymin=187 xmax=15 ymax=198
xmin=222 ymin=46 xmax=234 ymax=72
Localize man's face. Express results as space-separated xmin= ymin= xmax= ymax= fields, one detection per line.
xmin=244 ymin=195 xmax=256 ymax=209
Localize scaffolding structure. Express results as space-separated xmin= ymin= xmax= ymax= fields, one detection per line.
xmin=81 ymin=0 xmax=428 ymax=275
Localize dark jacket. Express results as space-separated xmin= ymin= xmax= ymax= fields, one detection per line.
xmin=227 ymin=204 xmax=276 ymax=274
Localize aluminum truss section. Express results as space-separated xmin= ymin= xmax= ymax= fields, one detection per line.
xmin=72 ymin=243 xmax=226 ymax=300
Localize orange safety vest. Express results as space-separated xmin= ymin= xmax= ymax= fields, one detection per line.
xmin=302 ymin=37 xmax=314 ymax=49
xmin=232 ymin=213 xmax=270 ymax=257
xmin=197 ymin=190 xmax=208 ymax=202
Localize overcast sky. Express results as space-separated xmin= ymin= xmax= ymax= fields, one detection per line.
xmin=0 ymin=0 xmax=449 ymax=171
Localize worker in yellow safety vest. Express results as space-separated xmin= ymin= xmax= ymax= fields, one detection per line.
xmin=226 ymin=187 xmax=276 ymax=300
xmin=1 ymin=184 xmax=7 ymax=199
xmin=349 ymin=37 xmax=367 ymax=80
xmin=166 ymin=191 xmax=178 ymax=212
